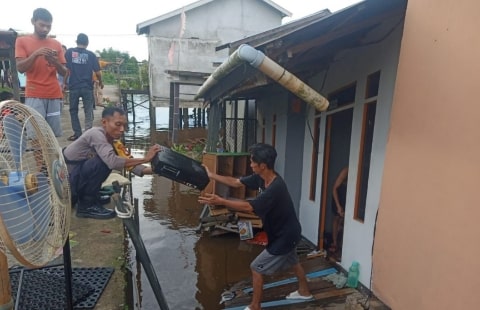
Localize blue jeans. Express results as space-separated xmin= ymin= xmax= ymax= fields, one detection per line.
xmin=69 ymin=87 xmax=94 ymax=137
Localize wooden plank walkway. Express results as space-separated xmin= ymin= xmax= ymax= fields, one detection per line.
xmin=223 ymin=255 xmax=390 ymax=309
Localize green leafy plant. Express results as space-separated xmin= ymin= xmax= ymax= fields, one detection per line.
xmin=170 ymin=139 xmax=206 ymax=162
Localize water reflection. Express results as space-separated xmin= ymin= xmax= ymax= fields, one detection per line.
xmin=195 ymin=234 xmax=262 ymax=310
xmin=124 ymin=97 xmax=261 ymax=309
xmin=129 ymin=174 xmax=262 ymax=309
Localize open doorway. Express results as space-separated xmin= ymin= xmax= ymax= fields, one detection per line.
xmin=319 ymin=108 xmax=353 ymax=261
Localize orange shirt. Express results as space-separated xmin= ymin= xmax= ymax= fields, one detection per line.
xmin=15 ymin=35 xmax=66 ymax=98
xmin=92 ymin=60 xmax=110 ymax=82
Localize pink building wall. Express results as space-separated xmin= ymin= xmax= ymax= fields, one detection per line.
xmin=373 ymin=0 xmax=480 ymax=309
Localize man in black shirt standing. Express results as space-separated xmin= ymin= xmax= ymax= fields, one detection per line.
xmin=65 ymin=33 xmax=102 ymax=141
xmin=199 ymin=143 xmax=312 ymax=310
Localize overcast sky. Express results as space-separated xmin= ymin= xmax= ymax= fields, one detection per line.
xmin=2 ymin=0 xmax=361 ymax=60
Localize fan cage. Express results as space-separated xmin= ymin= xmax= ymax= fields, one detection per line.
xmin=0 ymin=100 xmax=71 ymax=268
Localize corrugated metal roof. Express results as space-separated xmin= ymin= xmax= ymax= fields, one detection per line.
xmin=215 ymin=9 xmax=332 ymax=52
xmin=197 ymin=0 xmax=407 ymax=102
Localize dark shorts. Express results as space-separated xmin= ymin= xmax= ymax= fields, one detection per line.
xmin=250 ymin=248 xmax=299 ymax=276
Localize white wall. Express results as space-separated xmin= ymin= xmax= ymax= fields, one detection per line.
xmin=255 ymin=91 xmax=288 ymax=177
xmin=148 ymin=0 xmax=283 ymax=42
xmin=148 ymin=37 xmax=220 ymax=104
xmin=298 ymin=23 xmax=404 ymax=288
xmin=146 ymin=0 xmax=286 ymax=107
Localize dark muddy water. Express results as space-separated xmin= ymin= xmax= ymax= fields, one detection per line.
xmin=123 ymin=98 xmax=263 ymax=309
xmin=128 ymin=170 xmax=263 ymax=310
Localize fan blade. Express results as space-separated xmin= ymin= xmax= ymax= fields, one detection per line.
xmin=27 ymin=173 xmax=51 ymax=242
xmin=3 ymin=114 xmax=26 ymax=170
xmin=0 ymin=183 xmax=34 ymax=245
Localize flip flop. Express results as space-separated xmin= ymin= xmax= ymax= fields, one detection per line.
xmin=286 ymin=290 xmax=313 ymax=300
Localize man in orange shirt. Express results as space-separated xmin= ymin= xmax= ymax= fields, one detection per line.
xmin=15 ymin=8 xmax=67 ymax=137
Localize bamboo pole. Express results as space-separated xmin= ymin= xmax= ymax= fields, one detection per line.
xmin=195 ymin=44 xmax=329 ymax=112
xmin=257 ymin=56 xmax=329 ymax=111
xmin=0 ymin=253 xmax=13 ymax=310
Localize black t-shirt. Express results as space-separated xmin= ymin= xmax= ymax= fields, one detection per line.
xmin=65 ymin=47 xmax=100 ymax=90
xmin=240 ymin=174 xmax=301 ymax=255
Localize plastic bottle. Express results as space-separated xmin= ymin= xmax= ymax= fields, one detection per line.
xmin=346 ymin=261 xmax=359 ymax=288
xmin=216 ymin=140 xmax=224 ymax=153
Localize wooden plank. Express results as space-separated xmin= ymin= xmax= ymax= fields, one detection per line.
xmin=0 ymin=253 xmax=11 ymax=305
xmin=209 ymin=206 xmax=230 ymax=216
xmin=225 ymin=287 xmax=355 ymax=310
xmin=313 ymin=287 xmax=356 ymax=299
xmin=284 ymin=288 xmax=358 ymax=309
xmin=227 ymin=255 xmax=336 ymax=293
xmin=227 ymin=276 xmax=336 ymax=307
xmin=225 ymin=297 xmax=314 ymax=310
xmin=235 ymin=211 xmax=260 ymax=219
xmin=225 ymin=257 xmax=339 ymax=308
xmin=202 ymin=221 xmax=229 ymax=228
xmin=200 ymin=214 xmax=231 ymax=223
xmin=230 ymin=186 xmax=246 ymax=199
xmin=242 ymin=267 xmax=337 ymax=294
xmin=248 ymin=219 xmax=262 ymax=226
xmin=217 ymin=156 xmax=234 ymax=176
xmin=251 ymin=223 xmax=263 ymax=229
xmin=201 ymin=153 xmax=217 ymax=195
xmin=214 ymin=225 xmax=238 ymax=234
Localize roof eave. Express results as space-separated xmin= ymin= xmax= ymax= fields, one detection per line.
xmin=137 ymin=0 xmax=293 ymax=35
xmin=215 ymin=9 xmax=332 ymax=52
xmin=261 ymin=0 xmax=292 ymax=17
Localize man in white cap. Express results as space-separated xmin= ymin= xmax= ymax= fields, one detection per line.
xmin=93 ymin=52 xmax=113 ymax=108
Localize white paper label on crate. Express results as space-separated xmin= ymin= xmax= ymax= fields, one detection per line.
xmin=238 ymin=220 xmax=254 ymax=240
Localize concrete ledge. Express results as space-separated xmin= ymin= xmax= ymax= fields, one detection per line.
xmin=59 ymin=85 xmax=126 ymax=309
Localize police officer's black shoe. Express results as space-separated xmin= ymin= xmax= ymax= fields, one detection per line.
xmin=76 ymin=203 xmax=116 ymax=220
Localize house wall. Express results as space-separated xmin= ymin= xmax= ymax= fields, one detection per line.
xmin=148 ymin=0 xmax=283 ymax=41
xmin=284 ymin=96 xmax=307 ymax=215
xmin=145 ymin=0 xmax=285 ymax=107
xmin=256 ymin=90 xmax=288 ymax=176
xmin=256 ymin=89 xmax=308 ymax=215
xmin=373 ymin=0 xmax=480 ymax=308
xmin=148 ymin=38 xmax=219 ymax=104
xmin=298 ymin=22 xmax=404 ymax=288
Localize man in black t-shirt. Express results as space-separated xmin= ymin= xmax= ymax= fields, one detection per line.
xmin=199 ymin=143 xmax=312 ymax=310
xmin=65 ymin=33 xmax=102 ymax=141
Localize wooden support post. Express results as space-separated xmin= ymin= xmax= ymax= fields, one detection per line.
xmin=0 ymin=253 xmax=13 ymax=310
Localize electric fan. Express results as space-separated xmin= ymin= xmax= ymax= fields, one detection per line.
xmin=0 ymin=100 xmax=71 ymax=306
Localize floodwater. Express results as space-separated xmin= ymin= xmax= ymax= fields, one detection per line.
xmin=127 ymin=171 xmax=263 ymax=310
xmin=124 ymin=97 xmax=263 ymax=309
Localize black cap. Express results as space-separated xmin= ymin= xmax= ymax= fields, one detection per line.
xmin=76 ymin=33 xmax=89 ymax=45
